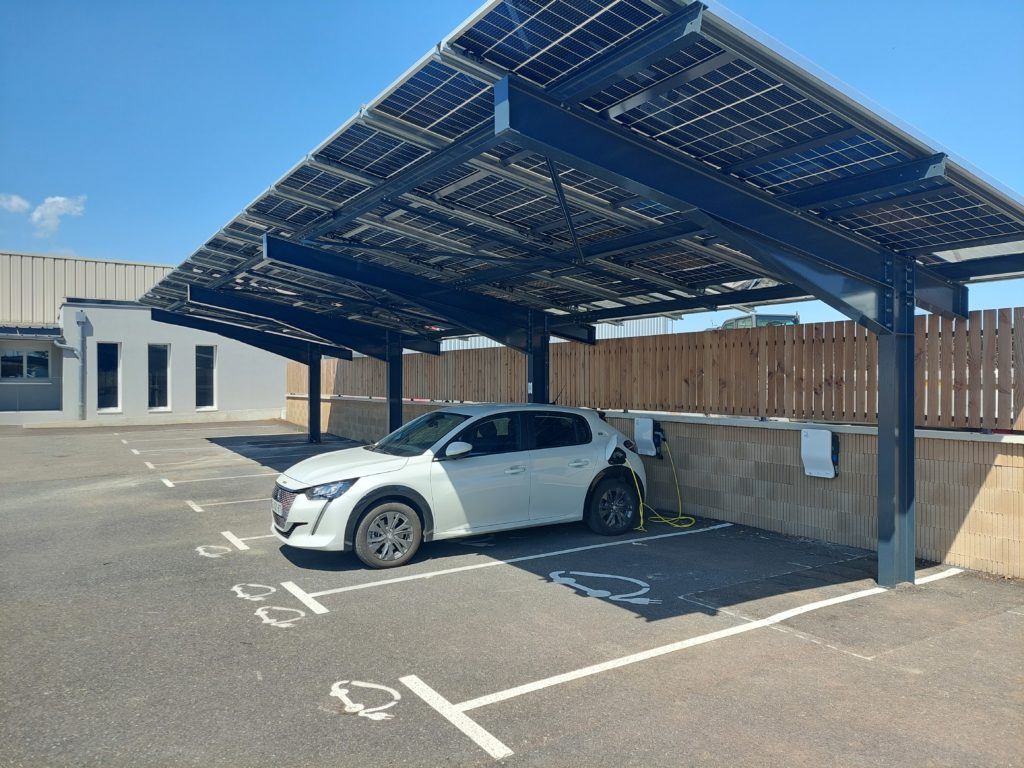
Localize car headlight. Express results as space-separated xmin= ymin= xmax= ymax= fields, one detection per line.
xmin=305 ymin=479 xmax=356 ymax=500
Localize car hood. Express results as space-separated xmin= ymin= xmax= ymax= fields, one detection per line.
xmin=277 ymin=446 xmax=409 ymax=489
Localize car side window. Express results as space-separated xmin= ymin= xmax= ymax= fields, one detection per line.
xmin=455 ymin=414 xmax=521 ymax=457
xmin=531 ymin=413 xmax=591 ymax=450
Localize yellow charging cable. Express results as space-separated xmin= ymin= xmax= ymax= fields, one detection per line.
xmin=632 ymin=439 xmax=695 ymax=531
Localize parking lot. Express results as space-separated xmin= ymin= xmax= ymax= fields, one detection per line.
xmin=1 ymin=420 xmax=1022 ymax=767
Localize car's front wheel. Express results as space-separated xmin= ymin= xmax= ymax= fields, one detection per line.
xmin=354 ymin=502 xmax=422 ymax=568
xmin=585 ymin=476 xmax=640 ymax=535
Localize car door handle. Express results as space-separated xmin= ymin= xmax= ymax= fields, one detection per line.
xmin=568 ymin=459 xmax=590 ymax=468
xmin=504 ymin=465 xmax=527 ymax=475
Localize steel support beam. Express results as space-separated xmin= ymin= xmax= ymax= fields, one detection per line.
xmin=264 ymin=235 xmax=594 ymax=350
xmin=526 ymin=314 xmax=550 ymax=404
xmin=187 ymin=285 xmax=440 ymax=358
xmin=548 ymin=1 xmax=703 ymax=103
xmin=721 ymin=127 xmax=861 ymax=174
xmin=603 ymin=51 xmax=737 ymax=120
xmin=777 ymin=154 xmax=947 ymax=210
xmin=876 ymin=257 xmax=916 ymax=586
xmin=494 ymin=75 xmax=967 ymax=322
xmin=385 ymin=332 xmax=403 ymax=434
xmin=573 ymin=283 xmax=807 ymax=323
xmin=307 ymin=345 xmax=322 ymax=444
xmin=932 ymin=253 xmax=1024 ymax=282
xmin=546 ymin=157 xmax=586 ymax=265
xmin=150 ymin=309 xmax=353 ymax=363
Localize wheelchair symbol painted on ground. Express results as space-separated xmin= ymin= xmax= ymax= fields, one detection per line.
xmin=548 ymin=571 xmax=662 ymax=605
xmin=254 ymin=606 xmax=306 ymax=628
xmin=330 ymin=680 xmax=402 ymax=721
xmin=195 ymin=544 xmax=232 ymax=558
xmin=232 ymin=583 xmax=277 ymax=601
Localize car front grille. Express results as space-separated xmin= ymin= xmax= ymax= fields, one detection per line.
xmin=272 ymin=484 xmax=300 ymax=527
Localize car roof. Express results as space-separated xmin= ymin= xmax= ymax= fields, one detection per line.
xmin=432 ymin=403 xmax=601 ymax=419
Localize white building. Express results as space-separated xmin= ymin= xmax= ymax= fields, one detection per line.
xmin=0 ymin=252 xmax=285 ymax=426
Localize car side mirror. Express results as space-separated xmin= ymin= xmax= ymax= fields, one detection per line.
xmin=445 ymin=441 xmax=473 ymax=459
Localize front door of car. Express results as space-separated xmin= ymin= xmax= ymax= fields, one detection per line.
xmin=429 ymin=412 xmax=531 ymax=535
xmin=526 ymin=412 xmax=600 ymax=521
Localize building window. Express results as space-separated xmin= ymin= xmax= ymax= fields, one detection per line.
xmin=0 ymin=349 xmax=50 ymax=380
xmin=195 ymin=345 xmax=216 ymax=409
xmin=97 ymin=343 xmax=120 ymax=410
xmin=148 ymin=344 xmax=170 ymax=409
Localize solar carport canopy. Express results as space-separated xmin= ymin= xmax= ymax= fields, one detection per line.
xmin=145 ymin=0 xmax=1024 ymax=586
xmin=143 ymin=0 xmax=1024 ymax=352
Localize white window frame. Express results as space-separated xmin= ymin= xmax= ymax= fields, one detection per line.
xmin=195 ymin=344 xmax=218 ymax=411
xmin=96 ymin=342 xmax=122 ymax=414
xmin=147 ymin=343 xmax=172 ymax=412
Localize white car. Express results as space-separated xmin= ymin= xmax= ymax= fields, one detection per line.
xmin=271 ymin=404 xmax=647 ymax=568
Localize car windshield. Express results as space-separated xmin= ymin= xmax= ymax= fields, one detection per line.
xmin=368 ymin=411 xmax=471 ymax=457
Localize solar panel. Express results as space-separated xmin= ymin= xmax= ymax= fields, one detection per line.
xmin=144 ymin=0 xmax=1024 ymax=347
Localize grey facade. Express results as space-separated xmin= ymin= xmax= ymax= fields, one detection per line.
xmin=1 ymin=252 xmax=285 ymax=426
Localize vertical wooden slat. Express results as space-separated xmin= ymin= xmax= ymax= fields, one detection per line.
xmin=968 ymin=309 xmax=983 ymax=428
xmin=842 ymin=321 xmax=855 ymax=421
xmin=765 ymin=326 xmax=777 ymax=418
xmin=982 ymin=309 xmax=997 ymax=429
xmin=1013 ymin=307 xmax=1024 ymax=432
xmin=927 ymin=313 xmax=941 ymax=427
xmin=914 ymin=315 xmax=927 ymax=426
xmin=811 ymin=323 xmax=823 ymax=420
xmin=822 ymin=322 xmax=834 ymax=421
xmin=938 ymin=314 xmax=954 ymax=428
xmin=866 ymin=329 xmax=878 ymax=423
xmin=953 ymin=315 xmax=968 ymax=429
xmin=782 ymin=325 xmax=794 ymax=418
xmin=997 ymin=308 xmax=1012 ymax=430
xmin=793 ymin=324 xmax=806 ymax=419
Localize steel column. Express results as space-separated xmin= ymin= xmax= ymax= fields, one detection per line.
xmin=526 ymin=314 xmax=550 ymax=404
xmin=307 ymin=345 xmax=322 ymax=445
xmin=386 ymin=332 xmax=403 ymax=434
xmin=876 ymin=257 xmax=916 ymax=586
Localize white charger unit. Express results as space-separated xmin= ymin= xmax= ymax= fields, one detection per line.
xmin=633 ymin=417 xmax=658 ymax=457
xmin=801 ymin=428 xmax=838 ymax=478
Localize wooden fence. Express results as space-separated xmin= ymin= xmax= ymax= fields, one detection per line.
xmin=287 ymin=307 xmax=1024 ymax=432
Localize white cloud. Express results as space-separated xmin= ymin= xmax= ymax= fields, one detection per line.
xmin=0 ymin=193 xmax=31 ymax=214
xmin=30 ymin=195 xmax=86 ymax=237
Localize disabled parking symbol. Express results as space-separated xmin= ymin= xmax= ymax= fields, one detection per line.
xmin=329 ymin=680 xmax=402 ymax=721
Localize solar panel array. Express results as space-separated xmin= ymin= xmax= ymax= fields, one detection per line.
xmin=143 ymin=0 xmax=1024 ymax=346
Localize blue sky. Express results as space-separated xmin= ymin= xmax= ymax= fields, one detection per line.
xmin=1 ymin=0 xmax=1022 ymax=329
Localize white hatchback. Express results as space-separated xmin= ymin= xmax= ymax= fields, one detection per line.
xmin=271 ymin=404 xmax=646 ymax=568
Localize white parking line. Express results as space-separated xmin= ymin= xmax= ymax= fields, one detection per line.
xmin=202 ymin=497 xmax=269 ymax=507
xmin=280 ymin=523 xmax=733 ymax=615
xmin=130 ymin=449 xmax=140 ymax=455
xmin=161 ymin=478 xmax=175 ymax=488
xmin=221 ymin=531 xmax=277 ymax=551
xmin=915 ymin=567 xmax=963 ymax=584
xmin=144 ymin=461 xmax=155 ymax=470
xmin=400 ymin=676 xmax=513 ymax=760
xmin=186 ymin=500 xmax=204 ymax=512
xmin=163 ymin=472 xmax=277 ymax=485
xmin=121 ymin=432 xmax=297 ymax=444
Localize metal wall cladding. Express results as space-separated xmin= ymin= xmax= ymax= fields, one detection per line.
xmin=0 ymin=252 xmax=172 ymax=325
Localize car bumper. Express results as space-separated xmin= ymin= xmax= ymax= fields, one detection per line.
xmin=271 ymin=488 xmax=358 ymax=551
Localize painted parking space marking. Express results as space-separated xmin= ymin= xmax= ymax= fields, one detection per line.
xmin=254 ymin=606 xmax=305 ymax=628
xmin=130 ymin=449 xmax=140 ymax=455
xmin=195 ymin=545 xmax=232 ymax=558
xmin=400 ymin=676 xmax=512 ymax=760
xmin=280 ymin=523 xmax=733 ymax=616
xmin=915 ymin=567 xmax=963 ymax=585
xmin=330 ymin=681 xmax=402 ymax=721
xmin=185 ymin=497 xmax=268 ymax=513
xmin=231 ymin=583 xmax=276 ymax=601
xmin=221 ymin=531 xmax=276 ymax=551
xmin=549 ymin=571 xmax=661 ymax=605
xmin=120 ymin=432 xmax=298 ymax=444
xmin=162 ymin=471 xmax=277 ymax=485
xmin=144 ymin=461 xmax=155 ymax=470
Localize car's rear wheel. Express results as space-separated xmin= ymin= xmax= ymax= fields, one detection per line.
xmin=585 ymin=476 xmax=640 ymax=535
xmin=354 ymin=502 xmax=422 ymax=568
